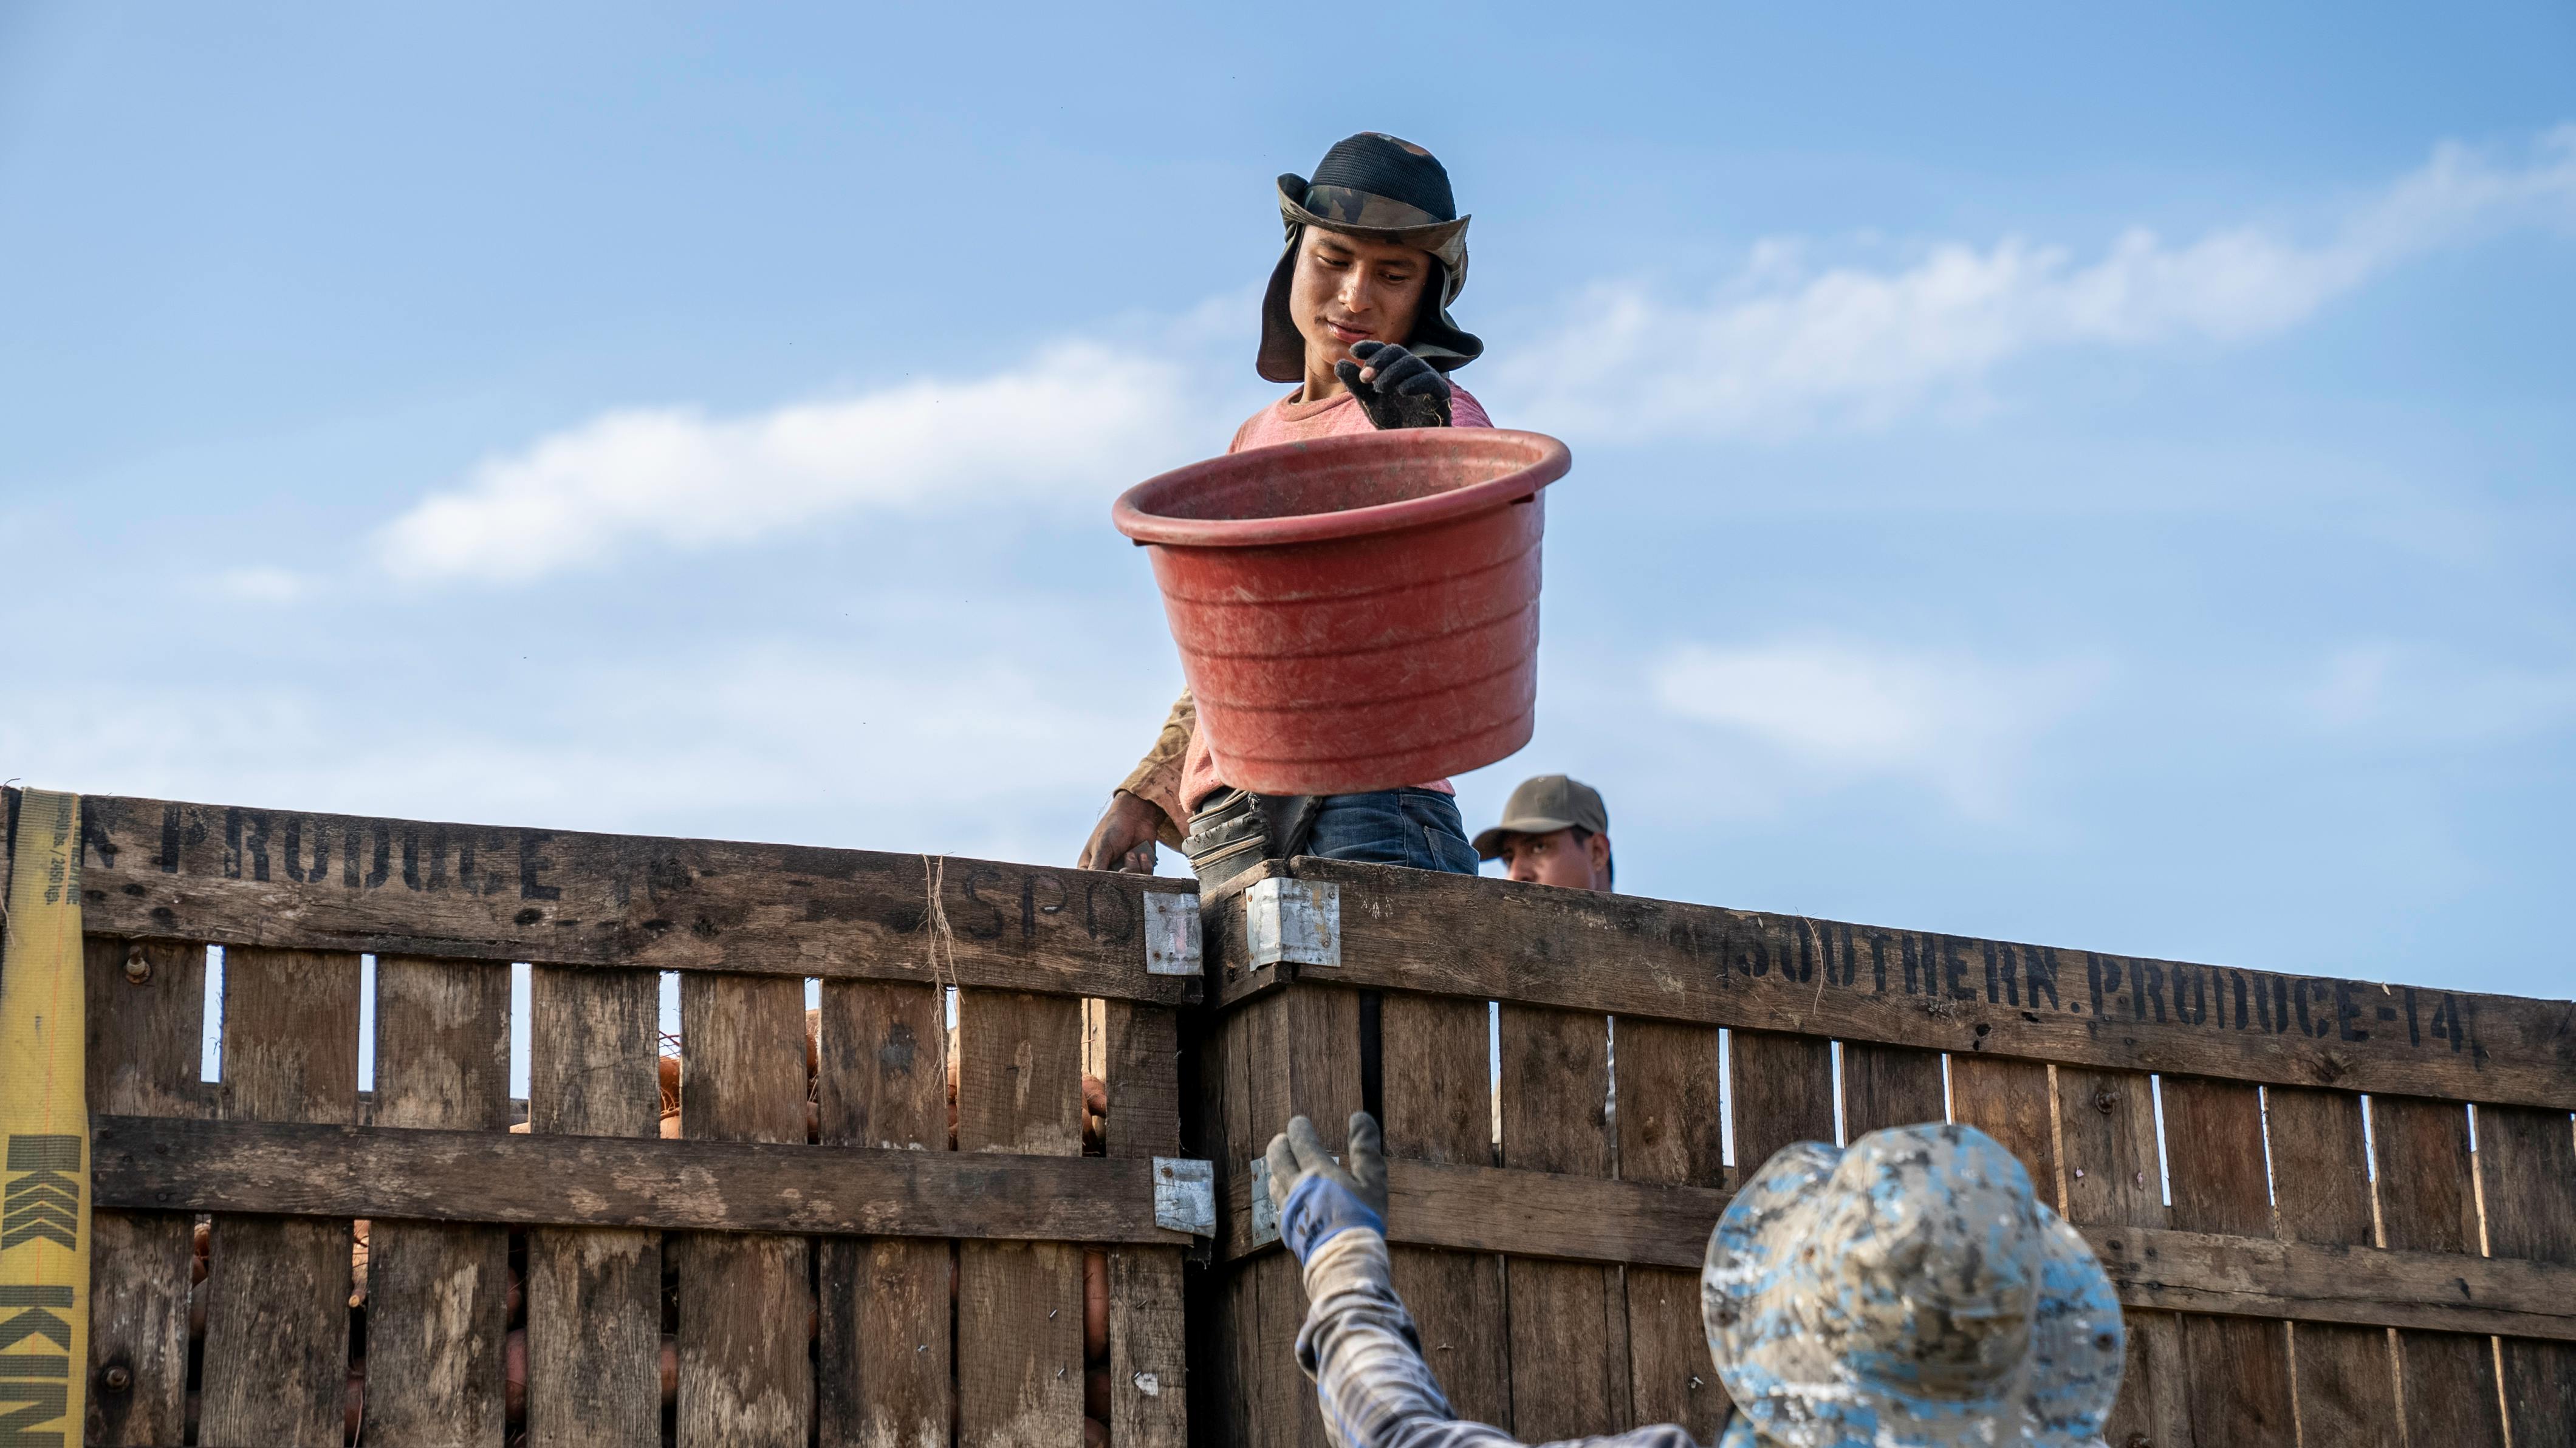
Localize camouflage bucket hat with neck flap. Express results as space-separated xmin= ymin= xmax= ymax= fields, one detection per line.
xmin=1702 ymin=1122 xmax=2127 ymax=1448
xmin=1259 ymin=131 xmax=1482 ymax=384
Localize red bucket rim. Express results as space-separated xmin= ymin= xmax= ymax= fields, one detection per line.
xmin=1112 ymin=427 xmax=1571 ymax=549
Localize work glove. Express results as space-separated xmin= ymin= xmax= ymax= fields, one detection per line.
xmin=1335 ymin=341 xmax=1452 ymax=430
xmin=1265 ymin=1112 xmax=1389 ymax=1263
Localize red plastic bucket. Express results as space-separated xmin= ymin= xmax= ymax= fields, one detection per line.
xmin=1112 ymin=428 xmax=1573 ymax=796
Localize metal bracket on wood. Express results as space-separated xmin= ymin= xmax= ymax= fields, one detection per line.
xmin=1247 ymin=1156 xmax=1279 ymax=1248
xmin=1153 ymin=1156 xmax=1216 ymax=1235
xmin=1245 ymin=1150 xmax=1338 ymax=1249
xmin=1243 ymin=878 xmax=1338 ymax=970
xmin=1143 ymin=892 xmax=1202 ymax=977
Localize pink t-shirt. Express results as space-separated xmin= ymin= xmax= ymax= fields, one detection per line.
xmin=1177 ymin=383 xmax=1492 ymax=814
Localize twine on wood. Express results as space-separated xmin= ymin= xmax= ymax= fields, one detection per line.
xmin=920 ymin=853 xmax=959 ymax=996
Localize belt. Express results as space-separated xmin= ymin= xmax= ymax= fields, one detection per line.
xmin=1180 ymin=788 xmax=1320 ymax=890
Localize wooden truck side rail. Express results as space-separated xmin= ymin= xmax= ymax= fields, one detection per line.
xmin=7 ymin=788 xmax=1201 ymax=1448
xmin=1197 ymin=856 xmax=2576 ymax=1448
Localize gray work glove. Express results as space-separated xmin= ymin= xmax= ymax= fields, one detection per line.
xmin=1265 ymin=1112 xmax=1389 ymax=1263
xmin=1335 ymin=341 xmax=1452 ymax=430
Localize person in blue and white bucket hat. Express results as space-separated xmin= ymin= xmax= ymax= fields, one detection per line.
xmin=1264 ymin=1114 xmax=2126 ymax=1448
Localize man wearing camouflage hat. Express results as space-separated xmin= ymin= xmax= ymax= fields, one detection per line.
xmin=1263 ymin=1113 xmax=2128 ymax=1447
xmin=1475 ymin=774 xmax=1616 ymax=892
xmin=1078 ymin=132 xmax=1493 ymax=889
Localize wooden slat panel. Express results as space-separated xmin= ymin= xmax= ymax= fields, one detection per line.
xmin=2160 ymin=1077 xmax=2294 ymax=1447
xmin=364 ymin=954 xmax=513 ymax=1446
xmin=197 ymin=946 xmax=360 ymax=1448
xmin=1498 ymin=1005 xmax=1628 ymax=1441
xmin=2058 ymin=1067 xmax=2191 ymax=1448
xmin=1615 ymin=1017 xmax=1727 ymax=1442
xmin=93 ymin=1115 xmax=1196 ymax=1240
xmin=1103 ymin=1000 xmax=1189 ymax=1448
xmin=1727 ymin=1029 xmax=1832 ymax=1183
xmin=1200 ymin=1001 xmax=1262 ymax=1448
xmin=73 ymin=794 xmax=1196 ymax=1004
xmin=2371 ymin=1095 xmax=2506 ymax=1446
xmin=1217 ymin=1160 xmax=1726 ymax=1272
xmin=87 ymin=1095 xmax=2567 ymax=1336
xmin=956 ymin=988 xmax=1084 ymax=1447
xmin=675 ymin=971 xmax=814 ymax=1447
xmin=524 ymin=965 xmax=664 ymax=1448
xmin=1102 ymin=998 xmax=1182 ymax=1163
xmin=816 ymin=979 xmax=951 ymax=1448
xmin=2264 ymin=1088 xmax=2399 ymax=1447
xmin=1840 ymin=1042 xmax=1946 ymax=1139
xmin=2083 ymin=1224 xmax=2576 ymax=1340
xmin=2479 ymin=1103 xmax=2576 ymax=1447
xmin=1947 ymin=1055 xmax=2058 ymax=1204
xmin=81 ymin=937 xmax=204 ymax=1447
xmin=1250 ymin=857 xmax=2575 ymax=1110
xmin=1247 ymin=985 xmax=1365 ymax=1448
xmin=1379 ymin=992 xmax=1510 ymax=1430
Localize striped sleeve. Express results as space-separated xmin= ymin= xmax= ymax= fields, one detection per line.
xmin=1295 ymin=1231 xmax=1709 ymax=1448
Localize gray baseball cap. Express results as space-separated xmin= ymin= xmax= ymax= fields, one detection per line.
xmin=1471 ymin=774 xmax=1609 ymax=859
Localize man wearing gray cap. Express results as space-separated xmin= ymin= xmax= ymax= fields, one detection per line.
xmin=1473 ymin=774 xmax=1614 ymax=892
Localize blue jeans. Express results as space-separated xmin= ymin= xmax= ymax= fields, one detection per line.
xmin=1303 ymin=789 xmax=1480 ymax=875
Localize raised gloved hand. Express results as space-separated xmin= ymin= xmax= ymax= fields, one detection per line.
xmin=1265 ymin=1112 xmax=1389 ymax=1263
xmin=1334 ymin=341 xmax=1452 ymax=430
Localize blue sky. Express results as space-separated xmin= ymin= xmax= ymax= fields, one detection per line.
xmin=4 ymin=3 xmax=2572 ymax=1002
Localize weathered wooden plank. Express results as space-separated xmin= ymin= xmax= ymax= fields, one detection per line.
xmin=1946 ymin=1055 xmax=2058 ymax=1204
xmin=1103 ymin=1000 xmax=1190 ymax=1448
xmin=1377 ymin=992 xmax=1510 ymax=1431
xmin=2057 ymin=1066 xmax=2191 ymax=1448
xmin=1197 ymin=1001 xmax=1259 ymax=1448
xmin=94 ymin=1115 xmax=1196 ymax=1242
xmin=71 ymin=793 xmax=1198 ymax=1004
xmin=1255 ymin=856 xmax=2576 ymax=1110
xmin=956 ymin=989 xmax=1085 ymax=1447
xmin=363 ymin=954 xmax=514 ymax=1446
xmin=2479 ymin=1103 xmax=2576 ymax=1447
xmin=524 ymin=965 xmax=665 ymax=1448
xmin=1103 ymin=998 xmax=1182 ymax=1164
xmin=1209 ymin=1151 xmax=2576 ymax=1337
xmin=2080 ymin=1224 xmax=2576 ymax=1339
xmin=81 ymin=936 xmax=204 ymax=1447
xmin=2160 ymin=1077 xmax=2295 ymax=1446
xmin=1225 ymin=985 xmax=1368 ymax=1448
xmin=1498 ymin=1004 xmax=1629 ymax=1441
xmin=816 ymin=979 xmax=951 ymax=1448
xmin=1615 ymin=1017 xmax=1727 ymax=1442
xmin=674 ymin=971 xmax=814 ymax=1446
xmin=1727 ymin=1030 xmax=1833 ymax=1182
xmin=1250 ymin=985 xmax=1365 ymax=1448
xmin=1840 ymin=1042 xmax=1946 ymax=1139
xmin=1222 ymin=1159 xmax=1726 ymax=1271
xmin=197 ymin=946 xmax=360 ymax=1448
xmin=2264 ymin=1088 xmax=2399 ymax=1447
xmin=2371 ymin=1095 xmax=2507 ymax=1447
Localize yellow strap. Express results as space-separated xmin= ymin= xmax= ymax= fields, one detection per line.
xmin=0 ymin=788 xmax=89 ymax=1443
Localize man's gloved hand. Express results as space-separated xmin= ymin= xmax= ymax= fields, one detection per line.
xmin=1334 ymin=341 xmax=1452 ymax=430
xmin=1265 ymin=1112 xmax=1389 ymax=1263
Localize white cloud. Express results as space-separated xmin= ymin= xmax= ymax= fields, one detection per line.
xmin=377 ymin=341 xmax=1221 ymax=584
xmin=366 ymin=128 xmax=2576 ymax=589
xmin=1650 ymin=638 xmax=2106 ymax=815
xmin=1506 ymin=126 xmax=2576 ymax=439
xmin=214 ymin=566 xmax=307 ymax=603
